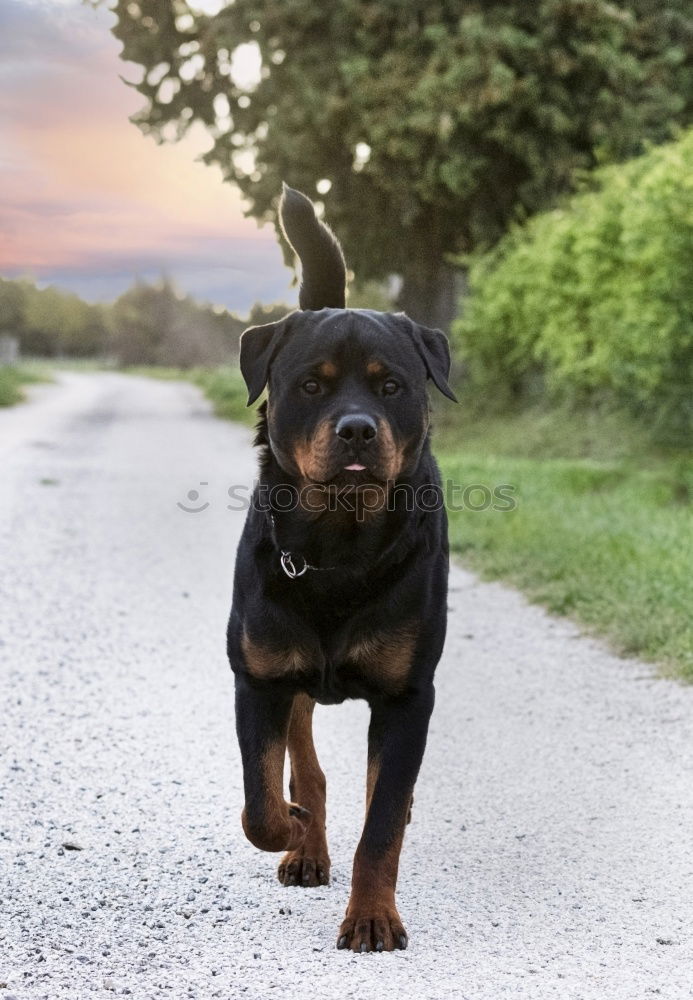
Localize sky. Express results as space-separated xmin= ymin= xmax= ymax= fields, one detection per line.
xmin=0 ymin=0 xmax=294 ymax=313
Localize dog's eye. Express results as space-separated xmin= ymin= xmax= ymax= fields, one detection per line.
xmin=382 ymin=379 xmax=400 ymax=396
xmin=302 ymin=379 xmax=321 ymax=395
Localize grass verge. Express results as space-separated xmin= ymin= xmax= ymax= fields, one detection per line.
xmin=0 ymin=365 xmax=50 ymax=407
xmin=437 ymin=406 xmax=693 ymax=680
xmin=191 ymin=366 xmax=257 ymax=427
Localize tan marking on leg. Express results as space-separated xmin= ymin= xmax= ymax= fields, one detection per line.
xmin=278 ymin=693 xmax=331 ymax=886
xmin=241 ymin=735 xmax=309 ymax=853
xmin=351 ymin=834 xmax=403 ymax=903
xmin=338 ymin=799 xmax=411 ymax=952
xmin=287 ymin=694 xmax=326 ymax=824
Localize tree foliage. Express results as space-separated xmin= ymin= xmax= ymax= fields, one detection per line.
xmin=109 ymin=278 xmax=246 ymax=365
xmin=454 ymin=129 xmax=693 ymax=442
xmin=109 ymin=0 xmax=693 ymax=324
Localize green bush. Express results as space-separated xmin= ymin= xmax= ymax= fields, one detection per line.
xmin=454 ymin=130 xmax=693 ymax=442
xmin=0 ymin=366 xmax=47 ymax=407
xmin=0 ymin=367 xmax=24 ymax=407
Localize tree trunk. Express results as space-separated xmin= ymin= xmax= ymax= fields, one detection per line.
xmin=395 ymin=260 xmax=464 ymax=333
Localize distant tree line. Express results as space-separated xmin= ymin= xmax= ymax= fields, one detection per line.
xmin=0 ymin=278 xmax=108 ymax=358
xmin=0 ymin=276 xmax=287 ymax=367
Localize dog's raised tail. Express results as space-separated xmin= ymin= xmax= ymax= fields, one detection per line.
xmin=279 ymin=183 xmax=346 ymax=310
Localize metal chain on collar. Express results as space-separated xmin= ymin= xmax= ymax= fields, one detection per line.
xmin=270 ymin=515 xmax=336 ymax=579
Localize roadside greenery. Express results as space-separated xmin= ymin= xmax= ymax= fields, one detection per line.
xmin=444 ymin=131 xmax=693 ymax=678
xmin=443 ymin=447 xmax=693 ymax=680
xmin=454 ymin=130 xmax=693 ymax=444
xmin=0 ymin=365 xmax=49 ymax=407
xmin=192 ymin=366 xmax=257 ymax=426
xmin=436 ymin=407 xmax=693 ymax=681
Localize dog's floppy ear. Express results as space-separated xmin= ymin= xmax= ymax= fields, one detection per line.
xmin=402 ymin=317 xmax=458 ymax=402
xmin=239 ymin=316 xmax=291 ymax=405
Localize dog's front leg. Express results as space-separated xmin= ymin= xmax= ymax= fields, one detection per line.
xmin=277 ymin=693 xmax=330 ymax=887
xmin=338 ymin=685 xmax=435 ymax=953
xmin=235 ymin=674 xmax=311 ymax=853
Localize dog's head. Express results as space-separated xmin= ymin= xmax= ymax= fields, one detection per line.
xmin=240 ymin=187 xmax=456 ymax=485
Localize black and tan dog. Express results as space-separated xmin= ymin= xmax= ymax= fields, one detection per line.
xmin=227 ymin=185 xmax=456 ymax=953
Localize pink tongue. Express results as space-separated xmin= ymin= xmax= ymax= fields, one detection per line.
xmin=345 ymin=463 xmax=366 ymax=471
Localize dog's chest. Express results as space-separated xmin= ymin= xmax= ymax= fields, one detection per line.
xmin=321 ymin=624 xmax=417 ymax=699
xmin=242 ymin=618 xmax=418 ymax=700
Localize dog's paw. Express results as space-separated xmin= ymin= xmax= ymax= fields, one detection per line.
xmin=336 ymin=905 xmax=407 ymax=953
xmin=277 ymin=839 xmax=330 ymax=887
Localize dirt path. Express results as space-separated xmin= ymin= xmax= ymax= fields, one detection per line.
xmin=1 ymin=373 xmax=691 ymax=999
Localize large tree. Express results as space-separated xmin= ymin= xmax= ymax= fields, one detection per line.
xmin=110 ymin=0 xmax=692 ymax=328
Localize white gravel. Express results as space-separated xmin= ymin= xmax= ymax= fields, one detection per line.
xmin=1 ymin=372 xmax=692 ymax=1000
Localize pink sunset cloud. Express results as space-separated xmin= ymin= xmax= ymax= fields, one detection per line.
xmin=0 ymin=0 xmax=292 ymax=310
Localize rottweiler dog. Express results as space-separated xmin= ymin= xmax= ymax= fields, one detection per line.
xmin=227 ymin=184 xmax=456 ymax=953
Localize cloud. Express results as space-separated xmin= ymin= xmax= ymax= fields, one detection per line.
xmin=0 ymin=0 xmax=293 ymax=310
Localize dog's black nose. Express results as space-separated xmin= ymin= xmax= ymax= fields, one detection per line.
xmin=335 ymin=413 xmax=377 ymax=444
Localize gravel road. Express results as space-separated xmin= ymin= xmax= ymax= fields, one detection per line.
xmin=1 ymin=372 xmax=692 ymax=1000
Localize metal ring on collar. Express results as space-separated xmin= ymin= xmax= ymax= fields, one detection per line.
xmin=280 ymin=551 xmax=309 ymax=579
